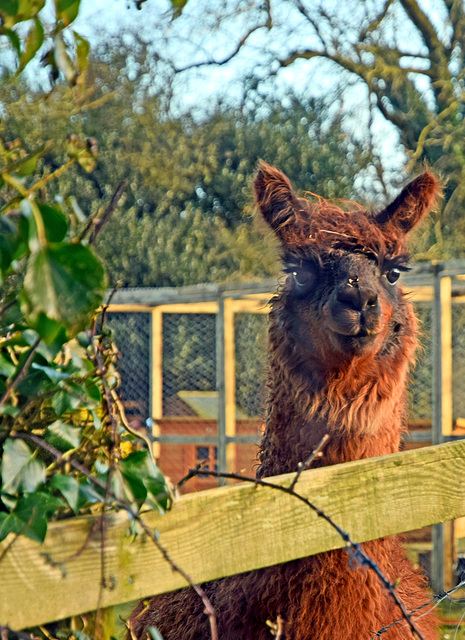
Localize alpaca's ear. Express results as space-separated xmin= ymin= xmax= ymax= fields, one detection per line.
xmin=375 ymin=171 xmax=441 ymax=234
xmin=254 ymin=161 xmax=308 ymax=243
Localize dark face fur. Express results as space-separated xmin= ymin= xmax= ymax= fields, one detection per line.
xmin=255 ymin=162 xmax=440 ymax=369
xmin=282 ymin=250 xmax=409 ymax=362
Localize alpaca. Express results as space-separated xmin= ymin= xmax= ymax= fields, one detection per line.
xmin=129 ymin=162 xmax=440 ymax=639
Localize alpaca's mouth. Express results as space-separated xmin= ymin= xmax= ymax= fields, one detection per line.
xmin=333 ymin=326 xmax=378 ymax=339
xmin=332 ymin=328 xmax=379 ymax=354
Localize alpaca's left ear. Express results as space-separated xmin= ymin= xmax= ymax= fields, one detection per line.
xmin=375 ymin=170 xmax=441 ymax=233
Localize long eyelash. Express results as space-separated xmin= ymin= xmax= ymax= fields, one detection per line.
xmin=383 ymin=255 xmax=411 ymax=272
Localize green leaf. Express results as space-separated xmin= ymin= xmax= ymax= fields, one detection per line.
xmin=170 ymin=0 xmax=187 ymax=19
xmin=17 ymin=18 xmax=44 ymax=75
xmin=119 ymin=451 xmax=171 ymax=511
xmin=17 ymin=0 xmax=45 ymax=20
xmin=0 ymin=353 xmax=16 ymax=377
xmin=144 ymin=476 xmax=170 ymax=513
xmin=21 ymin=243 xmax=106 ymax=338
xmin=38 ymin=203 xmax=68 ymax=242
xmin=0 ymin=512 xmax=24 ymax=543
xmin=74 ymin=31 xmax=89 ymax=74
xmin=55 ymin=0 xmax=81 ymax=26
xmin=0 ymin=27 xmax=21 ymax=57
xmin=46 ymin=420 xmax=81 ymax=451
xmin=0 ymin=404 xmax=20 ymax=417
xmin=1 ymin=438 xmax=46 ymax=494
xmin=0 ymin=0 xmax=45 ymax=28
xmin=14 ymin=491 xmax=64 ymax=543
xmin=79 ymin=480 xmax=105 ymax=504
xmin=16 ymin=369 xmax=49 ymax=396
xmin=19 ymin=199 xmax=41 ymax=252
xmin=111 ymin=467 xmax=145 ymax=507
xmin=0 ymin=2 xmax=19 ymax=18
xmin=31 ymin=362 xmax=69 ymax=383
xmin=50 ymin=474 xmax=80 ymax=512
xmin=85 ymin=381 xmax=101 ymax=403
xmin=51 ymin=389 xmax=74 ymax=416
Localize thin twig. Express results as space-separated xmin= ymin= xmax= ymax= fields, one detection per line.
xmin=0 ymin=337 xmax=41 ymax=410
xmin=289 ymin=433 xmax=330 ymax=491
xmin=88 ymin=180 xmax=128 ymax=245
xmin=371 ymin=579 xmax=465 ymax=638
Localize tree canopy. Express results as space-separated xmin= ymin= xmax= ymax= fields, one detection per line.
xmin=1 ymin=40 xmax=372 ymax=288
xmin=151 ymin=0 xmax=465 ymax=258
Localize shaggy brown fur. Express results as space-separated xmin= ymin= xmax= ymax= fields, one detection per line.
xmin=130 ymin=163 xmax=441 ymax=639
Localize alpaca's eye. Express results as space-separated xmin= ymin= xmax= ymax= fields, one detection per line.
xmin=292 ymin=269 xmax=313 ymax=288
xmin=385 ymin=268 xmax=401 ymax=285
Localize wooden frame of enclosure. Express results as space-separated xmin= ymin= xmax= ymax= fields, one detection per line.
xmin=106 ymin=260 xmax=465 ymax=592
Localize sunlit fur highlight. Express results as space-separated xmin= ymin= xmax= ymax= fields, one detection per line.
xmin=129 ymin=163 xmax=441 ymax=640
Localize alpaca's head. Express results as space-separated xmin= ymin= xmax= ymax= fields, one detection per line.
xmin=255 ymin=162 xmax=440 ymax=371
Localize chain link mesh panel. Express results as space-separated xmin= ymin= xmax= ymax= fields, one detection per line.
xmin=107 ymin=312 xmax=151 ymax=425
xmin=452 ymin=302 xmax=465 ymax=421
xmin=162 ymin=313 xmax=217 ymax=416
xmin=408 ymin=303 xmax=433 ymax=423
xmin=234 ymin=313 xmax=268 ymax=419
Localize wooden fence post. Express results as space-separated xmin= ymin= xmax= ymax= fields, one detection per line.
xmin=432 ymin=267 xmax=454 ymax=592
xmin=224 ymin=297 xmax=237 ymax=475
xmin=216 ymin=291 xmax=227 ymax=485
xmin=151 ymin=307 xmax=163 ymax=459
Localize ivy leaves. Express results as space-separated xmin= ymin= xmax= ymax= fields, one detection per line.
xmin=22 ymin=243 xmax=106 ymax=342
xmin=0 ymin=134 xmax=171 ymax=552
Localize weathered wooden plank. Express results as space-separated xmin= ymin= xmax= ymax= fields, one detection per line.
xmin=2 ymin=440 xmax=465 ymax=630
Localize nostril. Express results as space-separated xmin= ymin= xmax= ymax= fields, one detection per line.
xmin=336 ymin=286 xmax=362 ymax=311
xmin=367 ymin=294 xmax=379 ymax=308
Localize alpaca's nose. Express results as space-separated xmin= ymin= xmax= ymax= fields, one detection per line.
xmin=336 ymin=281 xmax=379 ymax=312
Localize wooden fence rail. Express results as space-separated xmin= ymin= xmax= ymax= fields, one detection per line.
xmin=2 ymin=440 xmax=465 ymax=631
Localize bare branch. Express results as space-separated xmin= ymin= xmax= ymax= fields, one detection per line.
xmin=175 ymin=22 xmax=268 ymax=72
xmin=88 ymin=180 xmax=128 ymax=245
xmin=359 ymin=0 xmax=396 ymax=42
xmin=397 ymin=0 xmax=444 ymax=56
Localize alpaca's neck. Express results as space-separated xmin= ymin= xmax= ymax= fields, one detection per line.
xmin=257 ymin=332 xmax=413 ymax=478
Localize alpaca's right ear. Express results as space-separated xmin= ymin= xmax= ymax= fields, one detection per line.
xmin=254 ymin=162 xmax=308 ymax=243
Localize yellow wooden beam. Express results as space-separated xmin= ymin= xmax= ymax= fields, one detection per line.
xmin=157 ymin=302 xmax=218 ymax=314
xmin=441 ymin=277 xmax=453 ymax=437
xmin=151 ymin=308 xmax=163 ymax=458
xmin=3 ymin=440 xmax=465 ymax=629
xmin=402 ymin=285 xmax=434 ymax=302
xmin=230 ymin=299 xmax=270 ymax=314
xmin=107 ymin=304 xmax=154 ymax=313
xmin=224 ymin=298 xmax=236 ymax=474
